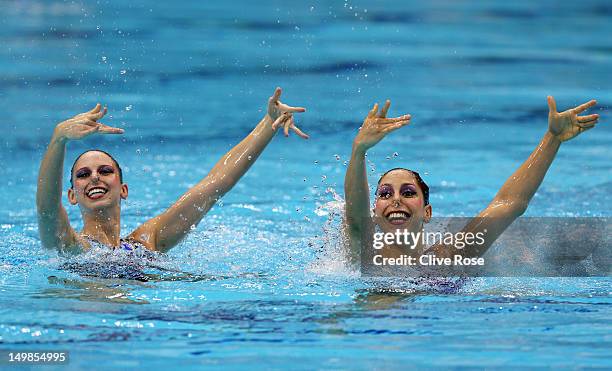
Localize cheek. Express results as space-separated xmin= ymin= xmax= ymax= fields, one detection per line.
xmin=403 ymin=197 xmax=424 ymax=210
xmin=104 ymin=173 xmax=121 ymax=187
xmin=374 ymin=199 xmax=387 ymax=214
xmin=73 ymin=179 xmax=87 ymax=193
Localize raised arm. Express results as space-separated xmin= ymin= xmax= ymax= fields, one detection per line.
xmin=433 ymin=96 xmax=600 ymax=258
xmin=37 ymin=104 xmax=123 ymax=252
xmin=344 ymin=101 xmax=411 ymax=262
xmin=129 ymin=88 xmax=308 ymax=252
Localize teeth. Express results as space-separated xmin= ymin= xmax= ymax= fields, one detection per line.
xmin=87 ymin=188 xmax=107 ymax=197
xmin=388 ymin=212 xmax=409 ymax=219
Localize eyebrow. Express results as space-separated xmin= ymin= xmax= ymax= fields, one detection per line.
xmin=75 ymin=164 xmax=114 ymax=172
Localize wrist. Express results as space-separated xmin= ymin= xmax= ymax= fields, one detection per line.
xmin=51 ymin=129 xmax=68 ymax=145
xmin=352 ymin=141 xmax=368 ymax=156
xmin=262 ymin=114 xmax=275 ymax=127
xmin=545 ymin=129 xmax=563 ymax=146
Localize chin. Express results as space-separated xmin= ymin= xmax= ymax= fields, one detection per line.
xmin=379 ymin=220 xmax=421 ymax=235
xmin=81 ymin=196 xmax=118 ymax=210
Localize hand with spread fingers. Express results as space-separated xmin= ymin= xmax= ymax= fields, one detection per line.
xmin=547 ymin=96 xmax=600 ymax=142
xmin=54 ymin=103 xmax=124 ymax=141
xmin=267 ymin=87 xmax=309 ymax=139
xmin=354 ymin=100 xmax=411 ymax=151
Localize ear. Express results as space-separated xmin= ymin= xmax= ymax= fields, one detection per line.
xmin=120 ymin=183 xmax=129 ymax=200
xmin=67 ymin=188 xmax=78 ymax=205
xmin=423 ymin=204 xmax=432 ymax=223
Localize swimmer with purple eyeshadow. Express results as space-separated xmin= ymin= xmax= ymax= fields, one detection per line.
xmin=344 ymin=97 xmax=602 ymax=265
xmin=37 ymin=88 xmax=307 ymax=253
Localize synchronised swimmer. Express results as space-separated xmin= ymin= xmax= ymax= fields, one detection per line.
xmin=35 ymin=91 xmax=602 ymax=276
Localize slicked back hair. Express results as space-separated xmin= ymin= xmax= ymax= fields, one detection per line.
xmin=377 ymin=168 xmax=430 ymax=205
xmin=70 ymin=150 xmax=123 ymax=188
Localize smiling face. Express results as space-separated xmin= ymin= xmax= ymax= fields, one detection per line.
xmin=374 ymin=169 xmax=431 ymax=234
xmin=67 ymin=151 xmax=128 ymax=213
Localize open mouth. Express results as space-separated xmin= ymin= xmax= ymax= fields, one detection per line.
xmin=385 ymin=210 xmax=411 ymax=225
xmin=86 ymin=186 xmax=108 ymax=200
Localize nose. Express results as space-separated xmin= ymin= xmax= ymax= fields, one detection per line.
xmin=91 ymin=172 xmax=100 ymax=183
xmin=392 ymin=193 xmax=401 ymax=207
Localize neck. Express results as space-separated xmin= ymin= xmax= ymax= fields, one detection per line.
xmin=379 ymin=225 xmax=427 ymax=258
xmin=81 ymin=206 xmax=121 ymax=247
xmin=381 ymin=241 xmax=426 ymax=259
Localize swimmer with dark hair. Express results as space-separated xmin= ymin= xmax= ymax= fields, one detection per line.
xmin=344 ymin=97 xmax=601 ymax=266
xmin=37 ymin=88 xmax=307 ymax=253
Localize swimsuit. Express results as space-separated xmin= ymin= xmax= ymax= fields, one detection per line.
xmin=117 ymin=238 xmax=145 ymax=251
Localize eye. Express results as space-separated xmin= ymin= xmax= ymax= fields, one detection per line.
xmin=401 ymin=186 xmax=417 ymax=197
xmin=75 ymin=169 xmax=90 ymax=179
xmin=98 ymin=165 xmax=114 ymax=175
xmin=377 ymin=186 xmax=393 ymax=199
xmin=402 ymin=189 xmax=416 ymax=197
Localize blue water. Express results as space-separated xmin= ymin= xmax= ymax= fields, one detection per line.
xmin=1 ymin=1 xmax=611 ymax=369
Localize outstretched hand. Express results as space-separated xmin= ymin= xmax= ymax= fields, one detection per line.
xmin=353 ymin=100 xmax=411 ymax=151
xmin=547 ymin=96 xmax=600 ymax=142
xmin=54 ymin=104 xmax=124 ymax=141
xmin=267 ymin=87 xmax=309 ymax=139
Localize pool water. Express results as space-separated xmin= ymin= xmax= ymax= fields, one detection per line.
xmin=1 ymin=1 xmax=611 ymax=368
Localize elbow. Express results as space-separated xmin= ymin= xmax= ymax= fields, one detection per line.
xmin=488 ymin=199 xmax=528 ymax=218
xmin=502 ymin=199 xmax=529 ymax=217
xmin=511 ymin=200 xmax=529 ymax=216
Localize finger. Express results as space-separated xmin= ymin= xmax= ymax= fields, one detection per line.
xmin=88 ymin=103 xmax=102 ymax=114
xmin=89 ymin=106 xmax=108 ymax=121
xmin=381 ymin=120 xmax=410 ymax=133
xmin=368 ymin=103 xmax=379 ymax=118
xmin=272 ymin=113 xmax=290 ymax=130
xmin=578 ymin=120 xmax=598 ymax=129
xmin=269 ymin=87 xmax=282 ymax=103
xmin=280 ymin=103 xmax=306 ymax=113
xmin=97 ymin=124 xmax=125 ymax=134
xmin=547 ymin=96 xmax=557 ymax=114
xmin=81 ymin=125 xmax=100 ymax=136
xmin=284 ymin=119 xmax=291 ymax=137
xmin=80 ymin=118 xmax=99 ymax=126
xmin=272 ymin=113 xmax=291 ymax=130
xmin=378 ymin=100 xmax=391 ymax=118
xmin=572 ymin=99 xmax=597 ymax=114
xmin=380 ymin=115 xmax=411 ymax=124
xmin=291 ymin=124 xmax=309 ymax=139
xmin=577 ymin=114 xmax=599 ymax=123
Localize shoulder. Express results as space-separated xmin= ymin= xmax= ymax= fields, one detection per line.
xmin=126 ymin=225 xmax=158 ymax=252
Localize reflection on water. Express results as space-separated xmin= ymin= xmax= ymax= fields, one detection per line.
xmin=38 ymin=276 xmax=150 ymax=305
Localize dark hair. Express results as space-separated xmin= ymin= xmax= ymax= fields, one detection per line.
xmin=377 ymin=167 xmax=430 ymax=205
xmin=70 ymin=150 xmax=123 ymax=188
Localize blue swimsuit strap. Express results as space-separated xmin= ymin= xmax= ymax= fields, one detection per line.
xmin=119 ymin=238 xmax=143 ymax=251
xmin=83 ymin=235 xmax=142 ymax=251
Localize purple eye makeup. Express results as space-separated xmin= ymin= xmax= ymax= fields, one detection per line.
xmin=400 ymin=184 xmax=417 ymax=197
xmin=98 ymin=165 xmax=115 ymax=175
xmin=75 ymin=168 xmax=91 ymax=179
xmin=376 ymin=185 xmax=393 ymax=199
